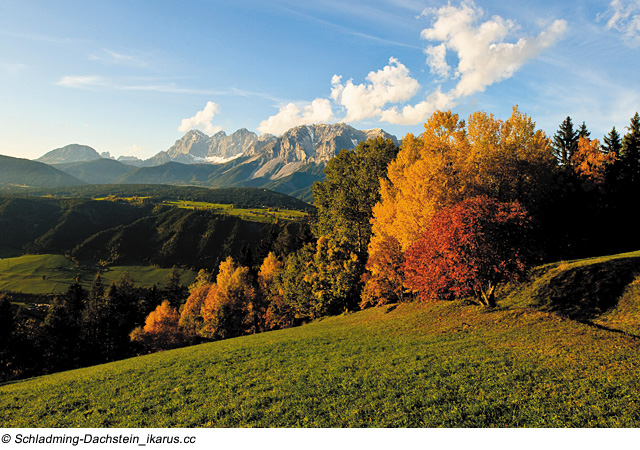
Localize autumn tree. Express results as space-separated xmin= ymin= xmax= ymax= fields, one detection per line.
xmin=258 ymin=252 xmax=295 ymax=330
xmin=305 ymin=236 xmax=363 ymax=317
xmin=571 ymin=138 xmax=616 ymax=187
xmin=403 ymin=196 xmax=533 ymax=307
xmin=201 ymin=257 xmax=258 ymax=340
xmin=179 ymin=283 xmax=211 ymax=337
xmin=130 ymin=300 xmax=185 ymax=351
xmin=366 ymin=108 xmax=553 ymax=304
xmin=360 ymin=235 xmax=404 ymax=307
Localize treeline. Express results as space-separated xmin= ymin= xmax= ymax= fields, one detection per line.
xmin=145 ymin=109 xmax=640 ymax=346
xmin=8 ymin=185 xmax=315 ymax=212
xmin=0 ymin=272 xmax=186 ymax=382
xmin=0 ymin=219 xmax=312 ymax=382
xmin=3 ymin=108 xmax=639 ymax=380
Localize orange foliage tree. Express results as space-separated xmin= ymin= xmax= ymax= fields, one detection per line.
xmin=366 ymin=107 xmax=553 ymax=304
xmin=403 ymin=196 xmax=533 ymax=307
xmin=130 ymin=300 xmax=185 ymax=351
xmin=572 ymin=137 xmax=616 ymax=187
xmin=178 ymin=283 xmax=212 ymax=337
xmin=201 ymin=257 xmax=258 ymax=340
xmin=258 ymin=252 xmax=295 ymax=330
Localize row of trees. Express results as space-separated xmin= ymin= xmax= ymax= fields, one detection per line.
xmin=4 ymin=108 xmax=639 ymax=376
xmin=127 ymin=108 xmax=640 ymax=349
xmin=0 ymin=272 xmax=186 ymax=382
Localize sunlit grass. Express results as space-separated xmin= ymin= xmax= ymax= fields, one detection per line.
xmin=163 ymin=200 xmax=308 ymax=223
xmin=0 ymin=254 xmax=195 ymax=294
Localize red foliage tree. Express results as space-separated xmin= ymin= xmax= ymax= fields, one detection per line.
xmin=403 ymin=196 xmax=533 ymax=307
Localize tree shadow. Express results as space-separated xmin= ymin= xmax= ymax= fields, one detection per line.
xmin=533 ymin=256 xmax=640 ymax=322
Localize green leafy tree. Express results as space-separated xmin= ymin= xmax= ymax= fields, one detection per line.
xmin=312 ymin=137 xmax=399 ymax=260
xmin=603 ymin=127 xmax=622 ymax=157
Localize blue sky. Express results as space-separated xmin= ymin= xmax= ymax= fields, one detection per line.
xmin=1 ymin=0 xmax=639 ymax=160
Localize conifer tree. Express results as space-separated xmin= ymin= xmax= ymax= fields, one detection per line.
xmin=553 ymin=116 xmax=579 ymax=165
xmin=578 ymin=121 xmax=590 ymax=139
xmin=621 ymin=112 xmax=640 ymax=185
xmin=603 ymin=127 xmax=622 ymax=156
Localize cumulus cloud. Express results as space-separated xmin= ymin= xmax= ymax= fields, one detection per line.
xmin=258 ymin=1 xmax=566 ymax=130
xmin=601 ymin=0 xmax=640 ymax=45
xmin=422 ymin=2 xmax=567 ymax=98
xmin=178 ymin=101 xmax=224 ymax=135
xmin=257 ymin=98 xmax=333 ymax=135
xmin=330 ymin=57 xmax=421 ymax=122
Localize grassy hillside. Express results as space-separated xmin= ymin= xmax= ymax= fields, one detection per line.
xmin=53 ymin=158 xmax=136 ymax=184
xmin=0 ymin=254 xmax=196 ymax=294
xmin=2 ymin=250 xmax=640 ymax=427
xmin=0 ymin=154 xmax=85 ymax=188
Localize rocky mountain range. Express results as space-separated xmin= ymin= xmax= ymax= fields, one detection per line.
xmin=11 ymin=123 xmax=398 ymax=200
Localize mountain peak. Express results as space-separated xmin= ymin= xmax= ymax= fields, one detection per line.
xmin=36 ymin=144 xmax=102 ymax=164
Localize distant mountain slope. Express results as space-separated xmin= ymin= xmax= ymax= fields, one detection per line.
xmin=145 ymin=129 xmax=275 ymax=166
xmin=0 ymin=155 xmax=85 ymax=188
xmin=115 ymin=124 xmax=398 ymax=199
xmin=35 ymin=144 xmax=101 ymax=164
xmin=53 ymin=158 xmax=136 ymax=184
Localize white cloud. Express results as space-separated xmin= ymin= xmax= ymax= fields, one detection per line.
xmin=257 ymin=98 xmax=333 ymax=135
xmin=421 ymin=3 xmax=567 ymax=99
xmin=258 ymin=1 xmax=567 ymax=129
xmin=178 ymin=101 xmax=224 ymax=135
xmin=425 ymin=44 xmax=450 ymax=78
xmin=330 ymin=57 xmax=420 ymax=122
xmin=88 ymin=49 xmax=148 ymax=68
xmin=381 ymin=1 xmax=567 ymax=124
xmin=601 ymin=0 xmax=640 ymax=46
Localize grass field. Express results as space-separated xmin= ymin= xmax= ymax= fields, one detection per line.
xmin=2 ymin=250 xmax=639 ymax=427
xmin=0 ymin=254 xmax=196 ymax=295
xmin=163 ymin=200 xmax=309 ymax=223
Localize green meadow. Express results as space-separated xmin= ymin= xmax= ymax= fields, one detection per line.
xmin=163 ymin=200 xmax=308 ymax=223
xmin=0 ymin=254 xmax=196 ymax=295
xmin=2 ymin=250 xmax=639 ymax=427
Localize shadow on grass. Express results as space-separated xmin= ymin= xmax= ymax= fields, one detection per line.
xmin=533 ymin=256 xmax=640 ymax=323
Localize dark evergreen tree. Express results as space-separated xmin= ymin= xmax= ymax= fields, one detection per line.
xmin=0 ymin=295 xmax=15 ymax=380
xmin=553 ymin=116 xmax=579 ymax=165
xmin=578 ymin=121 xmax=590 ymax=139
xmin=162 ymin=267 xmax=187 ymax=309
xmin=42 ymin=283 xmax=87 ymax=371
xmin=620 ymin=112 xmax=640 ymax=186
xmin=603 ymin=127 xmax=622 ymax=156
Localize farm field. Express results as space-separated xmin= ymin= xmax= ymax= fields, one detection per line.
xmin=163 ymin=200 xmax=309 ymax=223
xmin=2 ymin=250 xmax=640 ymax=427
xmin=0 ymin=254 xmax=196 ymax=295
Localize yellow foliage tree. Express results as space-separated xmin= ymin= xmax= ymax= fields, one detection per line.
xmin=130 ymin=300 xmax=185 ymax=351
xmin=366 ymin=107 xmax=554 ymax=304
xmin=201 ymin=257 xmax=257 ymax=340
xmin=572 ymin=137 xmax=616 ymax=186
xmin=179 ymin=283 xmax=211 ymax=337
